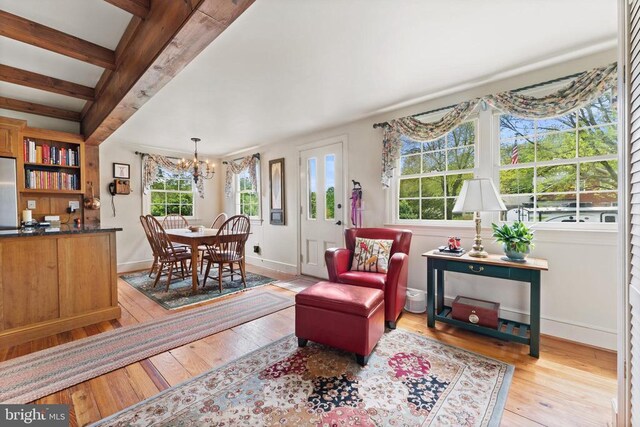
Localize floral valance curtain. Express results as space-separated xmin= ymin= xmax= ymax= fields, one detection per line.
xmin=224 ymin=155 xmax=258 ymax=198
xmin=380 ymin=62 xmax=618 ymax=186
xmin=142 ymin=154 xmax=205 ymax=198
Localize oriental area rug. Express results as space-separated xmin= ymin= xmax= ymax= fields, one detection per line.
xmin=120 ymin=270 xmax=276 ymax=309
xmin=94 ymin=330 xmax=513 ymax=426
xmin=0 ymin=290 xmax=293 ymax=404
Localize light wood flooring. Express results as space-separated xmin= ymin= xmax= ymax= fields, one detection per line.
xmin=0 ymin=265 xmax=616 ymax=426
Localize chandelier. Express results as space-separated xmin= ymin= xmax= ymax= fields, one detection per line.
xmin=178 ymin=137 xmax=214 ymax=183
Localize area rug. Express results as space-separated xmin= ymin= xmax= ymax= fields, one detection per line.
xmin=93 ymin=329 xmax=513 ymax=426
xmin=120 ymin=270 xmax=276 ymax=309
xmin=0 ymin=289 xmax=293 ymax=404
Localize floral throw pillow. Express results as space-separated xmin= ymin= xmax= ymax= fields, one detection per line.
xmin=351 ymin=237 xmax=394 ymax=273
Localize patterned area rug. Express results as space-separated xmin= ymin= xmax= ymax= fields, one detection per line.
xmin=0 ymin=290 xmax=293 ymax=404
xmin=94 ymin=329 xmax=513 ymax=426
xmin=120 ymin=270 xmax=276 ymax=309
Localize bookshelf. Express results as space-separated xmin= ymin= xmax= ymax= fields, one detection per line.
xmin=19 ymin=127 xmax=85 ymax=194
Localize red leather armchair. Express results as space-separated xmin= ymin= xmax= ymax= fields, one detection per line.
xmin=325 ymin=228 xmax=412 ymax=329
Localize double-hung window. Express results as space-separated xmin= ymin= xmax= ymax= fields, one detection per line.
xmin=149 ymin=168 xmax=195 ymax=217
xmin=397 ymin=120 xmax=477 ymax=221
xmin=236 ymin=163 xmax=260 ymax=219
xmin=497 ymin=89 xmax=618 ymax=223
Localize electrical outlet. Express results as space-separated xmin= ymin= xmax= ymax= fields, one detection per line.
xmin=69 ymin=201 xmax=80 ymax=210
xmin=27 ymin=200 xmax=36 ymax=209
xmin=253 ymin=245 xmax=261 ymax=255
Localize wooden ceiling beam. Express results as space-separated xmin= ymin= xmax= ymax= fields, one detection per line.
xmin=82 ymin=0 xmax=255 ymax=145
xmin=0 ymin=96 xmax=81 ymax=122
xmin=0 ymin=64 xmax=95 ymax=101
xmin=104 ymin=0 xmax=150 ymax=19
xmin=0 ymin=11 xmax=115 ymax=70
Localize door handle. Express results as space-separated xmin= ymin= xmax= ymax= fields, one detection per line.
xmin=335 ymin=220 xmax=342 ymax=226
xmin=337 ymin=203 xmax=342 ymax=209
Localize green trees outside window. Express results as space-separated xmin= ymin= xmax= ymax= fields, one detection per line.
xmin=150 ymin=170 xmax=194 ymax=217
xmin=499 ymin=90 xmax=618 ymax=223
xmin=398 ymin=121 xmax=476 ymax=220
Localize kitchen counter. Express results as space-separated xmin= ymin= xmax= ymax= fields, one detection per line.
xmin=0 ymin=224 xmax=122 ymax=238
xmin=0 ymin=227 xmax=121 ymax=347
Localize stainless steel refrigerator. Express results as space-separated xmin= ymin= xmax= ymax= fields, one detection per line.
xmin=0 ymin=157 xmax=18 ymax=229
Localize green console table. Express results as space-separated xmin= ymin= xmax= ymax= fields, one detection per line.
xmin=423 ymin=250 xmax=548 ymax=357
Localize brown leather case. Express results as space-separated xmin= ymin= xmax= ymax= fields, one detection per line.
xmin=451 ymin=296 xmax=500 ymax=329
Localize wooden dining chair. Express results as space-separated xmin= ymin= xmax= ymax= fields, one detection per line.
xmin=145 ymin=215 xmax=193 ymax=291
xmin=202 ymin=215 xmax=251 ymax=292
xmin=162 ymin=214 xmax=189 ymax=229
xmin=198 ymin=212 xmax=229 ymax=272
xmin=140 ymin=215 xmax=159 ymax=277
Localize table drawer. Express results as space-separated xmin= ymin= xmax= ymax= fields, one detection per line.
xmin=445 ymin=260 xmax=511 ymax=279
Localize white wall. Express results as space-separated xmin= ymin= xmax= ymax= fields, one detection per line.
xmin=221 ymin=49 xmax=618 ymax=349
xmin=98 ymin=138 xmax=223 ymax=273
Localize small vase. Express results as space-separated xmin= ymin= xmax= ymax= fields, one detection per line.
xmin=503 ymin=243 xmax=530 ymax=261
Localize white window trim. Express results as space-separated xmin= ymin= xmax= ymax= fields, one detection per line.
xmin=234 ymin=161 xmax=262 ymax=222
xmin=386 ymin=87 xmax=619 ymax=232
xmin=391 ymin=116 xmax=479 ymax=225
xmin=142 ymin=169 xmax=197 ymax=220
xmin=491 ymin=104 xmax=617 ymax=232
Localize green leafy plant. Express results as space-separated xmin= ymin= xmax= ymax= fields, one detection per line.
xmin=491 ymin=221 xmax=534 ymax=253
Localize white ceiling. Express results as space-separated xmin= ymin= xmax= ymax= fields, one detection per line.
xmin=109 ymin=0 xmax=617 ymax=156
xmin=0 ymin=1 xmax=617 ymax=153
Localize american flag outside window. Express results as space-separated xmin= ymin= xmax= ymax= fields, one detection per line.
xmin=511 ymin=144 xmax=519 ymax=165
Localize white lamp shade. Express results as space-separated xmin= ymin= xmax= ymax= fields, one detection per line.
xmin=452 ymin=178 xmax=506 ymax=213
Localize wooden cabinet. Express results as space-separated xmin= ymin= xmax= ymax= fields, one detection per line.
xmin=0 ymin=117 xmax=25 ymax=158
xmin=0 ymin=230 xmax=120 ymax=347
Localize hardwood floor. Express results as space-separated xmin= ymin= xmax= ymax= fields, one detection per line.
xmin=1 ymin=265 xmax=616 ymax=426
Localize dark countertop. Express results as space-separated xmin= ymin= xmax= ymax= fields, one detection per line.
xmin=0 ymin=224 xmax=122 ymax=238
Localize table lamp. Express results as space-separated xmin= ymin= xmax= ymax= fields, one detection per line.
xmin=452 ymin=178 xmax=506 ymax=258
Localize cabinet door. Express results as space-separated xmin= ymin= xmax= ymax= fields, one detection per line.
xmin=0 ymin=239 xmax=60 ymax=330
xmin=0 ymin=125 xmax=18 ymax=158
xmin=58 ymin=234 xmax=115 ymax=316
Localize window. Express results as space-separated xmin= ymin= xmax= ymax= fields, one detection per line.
xmin=149 ymin=168 xmax=194 ymax=217
xmin=236 ymin=163 xmax=260 ymax=218
xmin=397 ymin=120 xmax=476 ymax=220
xmin=498 ymin=89 xmax=618 ymax=224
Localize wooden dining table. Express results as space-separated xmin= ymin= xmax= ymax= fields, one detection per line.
xmin=165 ymin=228 xmax=220 ymax=292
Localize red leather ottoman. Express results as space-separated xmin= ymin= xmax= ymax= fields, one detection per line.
xmin=295 ymin=281 xmax=385 ymax=366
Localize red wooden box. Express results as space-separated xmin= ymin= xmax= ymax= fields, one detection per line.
xmin=451 ymin=296 xmax=500 ymax=329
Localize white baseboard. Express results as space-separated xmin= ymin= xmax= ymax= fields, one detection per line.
xmin=404 ymin=288 xmax=616 ymax=350
xmin=245 ymin=255 xmax=298 ymax=275
xmin=118 ymin=259 xmax=153 ymax=274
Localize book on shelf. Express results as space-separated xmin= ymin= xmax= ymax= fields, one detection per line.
xmin=23 ymin=139 xmax=79 ymax=166
xmin=24 ymin=169 xmax=79 ymax=191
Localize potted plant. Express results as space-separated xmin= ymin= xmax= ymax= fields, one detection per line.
xmin=491 ymin=221 xmax=534 ymax=261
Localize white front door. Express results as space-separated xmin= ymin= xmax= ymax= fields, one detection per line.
xmin=299 ymin=141 xmax=344 ymax=278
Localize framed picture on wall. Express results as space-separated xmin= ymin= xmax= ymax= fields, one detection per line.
xmin=113 ymin=163 xmax=130 ymax=179
xmin=269 ymin=158 xmax=285 ymax=225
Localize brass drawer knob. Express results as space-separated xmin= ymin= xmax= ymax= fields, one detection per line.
xmin=468 ymin=265 xmax=484 ymax=273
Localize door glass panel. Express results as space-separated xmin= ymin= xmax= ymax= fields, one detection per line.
xmin=325 ymin=154 xmax=335 ymax=220
xmin=308 ymin=158 xmax=317 ymax=219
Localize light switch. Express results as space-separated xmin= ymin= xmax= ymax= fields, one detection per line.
xmin=27 ymin=200 xmax=36 ymax=209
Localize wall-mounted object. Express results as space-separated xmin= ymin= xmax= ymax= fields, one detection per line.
xmin=108 ymin=179 xmax=131 ymax=195
xmin=113 ymin=162 xmax=130 ymax=179
xmin=350 ymin=180 xmax=363 ymax=228
xmin=269 ymin=158 xmax=285 ymax=225
xmin=84 ymin=181 xmax=101 ymax=210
